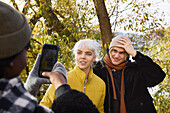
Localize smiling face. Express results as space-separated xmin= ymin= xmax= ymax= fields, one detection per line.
xmin=75 ymin=47 xmax=96 ymax=72
xmin=109 ymin=47 xmax=127 ymax=65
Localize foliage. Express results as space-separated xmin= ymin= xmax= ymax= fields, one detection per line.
xmin=150 ymin=27 xmax=169 ymax=113
xmin=90 ymin=0 xmax=165 ymax=46
xmin=4 ymin=0 xmax=168 ymax=111
xmin=139 ymin=26 xmax=170 ymax=113
xmin=106 ymin=0 xmax=165 ymax=32
xmin=7 ymin=0 xmax=101 ymax=101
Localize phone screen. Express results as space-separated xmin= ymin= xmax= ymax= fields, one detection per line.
xmin=39 ymin=44 xmax=59 ymax=77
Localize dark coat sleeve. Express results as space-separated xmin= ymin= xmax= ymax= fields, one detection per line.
xmin=132 ymin=51 xmax=166 ymax=87
xmin=54 ymin=84 xmax=71 ymax=97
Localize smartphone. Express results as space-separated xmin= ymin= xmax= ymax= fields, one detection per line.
xmin=38 ymin=44 xmax=59 ymax=78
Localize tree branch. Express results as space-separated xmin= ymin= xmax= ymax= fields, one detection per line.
xmin=11 ymin=0 xmax=19 ymax=10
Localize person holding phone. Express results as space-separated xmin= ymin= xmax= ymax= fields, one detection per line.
xmin=0 ymin=1 xmax=99 ymax=113
xmin=0 ymin=1 xmax=65 ymax=112
xmin=40 ymin=39 xmax=106 ymax=113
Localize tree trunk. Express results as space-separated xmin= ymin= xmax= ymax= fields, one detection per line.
xmin=93 ymin=0 xmax=113 ymax=47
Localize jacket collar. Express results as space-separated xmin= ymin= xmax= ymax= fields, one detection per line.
xmin=74 ymin=65 xmax=93 ymax=83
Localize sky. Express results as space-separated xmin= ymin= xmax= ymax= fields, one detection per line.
xmin=150 ymin=0 xmax=170 ymax=28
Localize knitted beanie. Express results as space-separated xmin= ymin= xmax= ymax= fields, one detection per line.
xmin=109 ymin=35 xmax=130 ymax=59
xmin=0 ymin=1 xmax=31 ymax=59
xmin=109 ymin=35 xmax=130 ymax=50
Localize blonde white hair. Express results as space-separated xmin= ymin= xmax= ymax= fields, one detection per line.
xmin=73 ymin=39 xmax=100 ymax=58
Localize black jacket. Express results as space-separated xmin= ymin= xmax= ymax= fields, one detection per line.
xmin=93 ymin=51 xmax=166 ymax=113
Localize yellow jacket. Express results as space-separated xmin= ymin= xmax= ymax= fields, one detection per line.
xmin=40 ymin=65 xmax=106 ymax=113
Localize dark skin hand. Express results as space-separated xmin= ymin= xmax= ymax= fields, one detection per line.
xmin=42 ymin=72 xmax=67 ymax=89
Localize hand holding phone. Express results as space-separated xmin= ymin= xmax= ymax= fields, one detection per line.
xmin=38 ymin=44 xmax=59 ymax=78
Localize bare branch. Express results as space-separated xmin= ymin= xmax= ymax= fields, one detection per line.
xmin=11 ymin=0 xmax=19 ymax=10
xmin=22 ymin=0 xmax=30 ymax=14
xmin=54 ymin=10 xmax=65 ymax=19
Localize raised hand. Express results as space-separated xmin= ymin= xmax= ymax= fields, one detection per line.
xmin=116 ymin=36 xmax=137 ymax=57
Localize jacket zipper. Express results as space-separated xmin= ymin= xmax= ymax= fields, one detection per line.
xmin=84 ymin=78 xmax=87 ymax=93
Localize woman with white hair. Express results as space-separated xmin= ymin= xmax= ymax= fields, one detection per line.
xmin=40 ymin=39 xmax=106 ymax=113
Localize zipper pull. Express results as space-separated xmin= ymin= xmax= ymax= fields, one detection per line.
xmin=84 ymin=78 xmax=87 ymax=92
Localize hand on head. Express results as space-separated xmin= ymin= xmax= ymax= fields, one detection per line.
xmin=116 ymin=36 xmax=137 ymax=57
